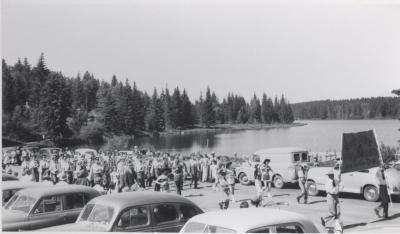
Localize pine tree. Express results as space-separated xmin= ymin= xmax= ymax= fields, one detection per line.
xmin=162 ymin=88 xmax=172 ymax=130
xmin=181 ymin=89 xmax=193 ymax=126
xmin=39 ymin=73 xmax=72 ymax=140
xmin=249 ymin=93 xmax=261 ymax=123
xmin=2 ymin=59 xmax=16 ymax=113
xmin=203 ymin=87 xmax=216 ymax=127
xmin=170 ymin=87 xmax=183 ymax=128
xmin=146 ymin=89 xmax=165 ymax=131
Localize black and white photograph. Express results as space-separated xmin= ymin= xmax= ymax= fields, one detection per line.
xmin=1 ymin=0 xmax=400 ymax=233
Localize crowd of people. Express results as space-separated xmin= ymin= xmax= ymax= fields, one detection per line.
xmin=2 ymin=146 xmax=238 ymax=199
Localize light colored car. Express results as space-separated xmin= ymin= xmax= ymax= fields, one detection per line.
xmin=180 ymin=208 xmax=319 ymax=233
xmin=75 ymin=148 xmax=98 ymax=159
xmin=235 ymin=147 xmax=310 ymax=188
xmin=307 ymin=166 xmax=400 ymax=202
xmin=2 ymin=181 xmax=49 ymax=205
xmin=2 ymin=173 xmax=19 ymax=181
xmin=39 ymin=192 xmax=204 ymax=232
xmin=2 ymin=185 xmax=100 ymax=231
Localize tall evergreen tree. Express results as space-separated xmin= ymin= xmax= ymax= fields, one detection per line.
xmin=203 ymin=87 xmax=216 ymax=127
xmin=2 ymin=59 xmax=16 ymax=113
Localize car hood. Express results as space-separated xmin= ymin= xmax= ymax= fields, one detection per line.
xmin=2 ymin=209 xmax=27 ymax=223
xmin=39 ymin=222 xmax=109 ymax=232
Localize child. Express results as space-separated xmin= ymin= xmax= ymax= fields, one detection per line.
xmin=155 ymin=169 xmax=170 ymax=192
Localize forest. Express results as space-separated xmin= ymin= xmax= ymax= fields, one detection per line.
xmin=2 ymin=54 xmax=295 ymax=145
xmin=292 ymin=97 xmax=400 ymax=120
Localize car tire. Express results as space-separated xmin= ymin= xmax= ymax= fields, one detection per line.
xmin=273 ymin=175 xmax=284 ymax=189
xmin=239 ymin=173 xmax=251 ymax=185
xmin=307 ymin=180 xmax=319 ymax=196
xmin=363 ymin=185 xmax=379 ymax=202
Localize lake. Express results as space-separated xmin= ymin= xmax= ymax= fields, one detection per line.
xmin=134 ymin=120 xmax=400 ymax=157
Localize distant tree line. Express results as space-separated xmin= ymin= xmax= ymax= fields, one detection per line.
xmin=291 ymin=97 xmax=400 ymax=120
xmin=2 ymin=54 xmax=295 ymax=143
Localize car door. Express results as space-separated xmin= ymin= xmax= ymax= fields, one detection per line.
xmin=112 ymin=205 xmax=153 ymax=232
xmin=151 ymin=203 xmax=183 ymax=232
xmin=28 ymin=195 xmax=65 ymax=230
xmin=61 ymin=193 xmax=89 ymax=223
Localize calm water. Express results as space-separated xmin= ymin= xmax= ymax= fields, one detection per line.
xmin=134 ymin=120 xmax=400 ymax=157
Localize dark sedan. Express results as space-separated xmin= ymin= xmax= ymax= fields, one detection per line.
xmin=2 ymin=185 xmax=100 ymax=231
xmin=40 ymin=192 xmax=204 ymax=232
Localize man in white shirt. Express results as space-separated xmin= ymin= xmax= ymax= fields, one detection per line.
xmin=321 ymin=169 xmax=342 ymax=233
xmin=374 ymin=165 xmax=390 ymax=219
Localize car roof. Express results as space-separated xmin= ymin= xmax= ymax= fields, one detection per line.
xmin=186 ymin=208 xmax=311 ymax=232
xmin=75 ymin=148 xmax=97 ymax=152
xmin=255 ymin=147 xmax=308 ymax=155
xmin=2 ymin=181 xmax=48 ymax=190
xmin=16 ymin=185 xmax=100 ymax=198
xmin=89 ymin=192 xmax=199 ymax=212
xmin=40 ymin=147 xmax=61 ymax=150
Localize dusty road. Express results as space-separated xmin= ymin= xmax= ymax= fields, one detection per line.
xmin=174 ymin=181 xmax=400 ymax=233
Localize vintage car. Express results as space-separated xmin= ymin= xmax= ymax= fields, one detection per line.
xmin=39 ymin=192 xmax=204 ymax=232
xmin=2 ymin=185 xmax=100 ymax=231
xmin=307 ymin=166 xmax=400 ymax=202
xmin=2 ymin=173 xmax=19 ymax=181
xmin=2 ymin=181 xmax=49 ymax=205
xmin=235 ymin=147 xmax=310 ymax=188
xmin=180 ymin=208 xmax=320 ymax=233
xmin=38 ymin=147 xmax=62 ymax=159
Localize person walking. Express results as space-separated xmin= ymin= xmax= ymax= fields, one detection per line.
xmin=189 ymin=156 xmax=200 ymax=189
xmin=226 ymin=162 xmax=236 ymax=202
xmin=374 ymin=165 xmax=390 ymax=219
xmin=173 ymin=158 xmax=184 ymax=195
xmin=321 ymin=169 xmax=342 ymax=233
xmin=296 ymin=164 xmax=309 ymax=204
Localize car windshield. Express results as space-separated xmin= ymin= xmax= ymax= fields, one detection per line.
xmin=50 ymin=149 xmax=60 ymax=154
xmin=4 ymin=194 xmax=37 ymax=214
xmin=78 ymin=204 xmax=114 ymax=226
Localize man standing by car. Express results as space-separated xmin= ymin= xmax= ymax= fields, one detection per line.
xmin=296 ymin=164 xmax=309 ymax=204
xmin=374 ymin=165 xmax=390 ymax=219
xmin=321 ymin=169 xmax=342 ymax=233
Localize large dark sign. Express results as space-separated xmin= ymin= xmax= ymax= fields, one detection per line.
xmin=341 ymin=130 xmax=381 ymax=173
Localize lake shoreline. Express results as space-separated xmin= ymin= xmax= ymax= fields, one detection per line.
xmin=159 ymin=122 xmax=307 ymax=136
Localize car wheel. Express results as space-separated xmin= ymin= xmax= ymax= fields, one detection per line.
xmin=239 ymin=173 xmax=251 ymax=185
xmin=307 ymin=180 xmax=319 ymax=196
xmin=273 ymin=175 xmax=284 ymax=189
xmin=363 ymin=185 xmax=379 ymax=202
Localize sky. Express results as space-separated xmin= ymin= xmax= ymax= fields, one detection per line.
xmin=2 ymin=0 xmax=400 ymax=103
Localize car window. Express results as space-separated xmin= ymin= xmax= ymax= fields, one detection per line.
xmin=3 ymin=189 xmax=19 ymax=204
xmin=116 ymin=206 xmax=149 ymax=229
xmin=247 ymin=227 xmax=271 ymax=233
xmin=293 ymin=154 xmax=300 ymax=162
xmin=180 ymin=204 xmax=201 ymax=221
xmin=182 ymin=222 xmax=207 ymax=233
xmin=64 ymin=193 xmax=87 ymax=210
xmin=205 ymin=225 xmax=236 ymax=233
xmin=275 ymin=224 xmax=304 ymax=233
xmin=153 ymin=204 xmax=179 ymax=224
xmin=5 ymin=195 xmax=37 ymax=214
xmin=301 ymin=153 xmax=308 ymax=162
xmin=252 ymin=155 xmax=260 ymax=163
xmin=85 ymin=205 xmax=114 ymax=225
xmin=34 ymin=196 xmax=62 ymax=214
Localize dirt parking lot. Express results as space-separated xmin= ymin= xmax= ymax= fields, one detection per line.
xmin=175 ymin=181 xmax=400 ymax=233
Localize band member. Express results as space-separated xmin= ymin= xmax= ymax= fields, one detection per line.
xmin=296 ymin=164 xmax=309 ymax=204
xmin=321 ymin=170 xmax=342 ymax=233
xmin=374 ymin=165 xmax=390 ymax=219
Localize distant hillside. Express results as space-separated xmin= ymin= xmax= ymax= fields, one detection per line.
xmin=291 ymin=97 xmax=400 ymax=120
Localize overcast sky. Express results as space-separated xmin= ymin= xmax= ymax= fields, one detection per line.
xmin=2 ymin=0 xmax=400 ymax=103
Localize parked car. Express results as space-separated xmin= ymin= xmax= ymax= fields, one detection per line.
xmin=2 ymin=173 xmax=19 ymax=181
xmin=235 ymin=147 xmax=310 ymax=188
xmin=180 ymin=208 xmax=319 ymax=233
xmin=2 ymin=185 xmax=100 ymax=231
xmin=307 ymin=166 xmax=400 ymax=202
xmin=39 ymin=192 xmax=204 ymax=232
xmin=2 ymin=181 xmax=49 ymax=205
xmin=38 ymin=147 xmax=62 ymax=159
